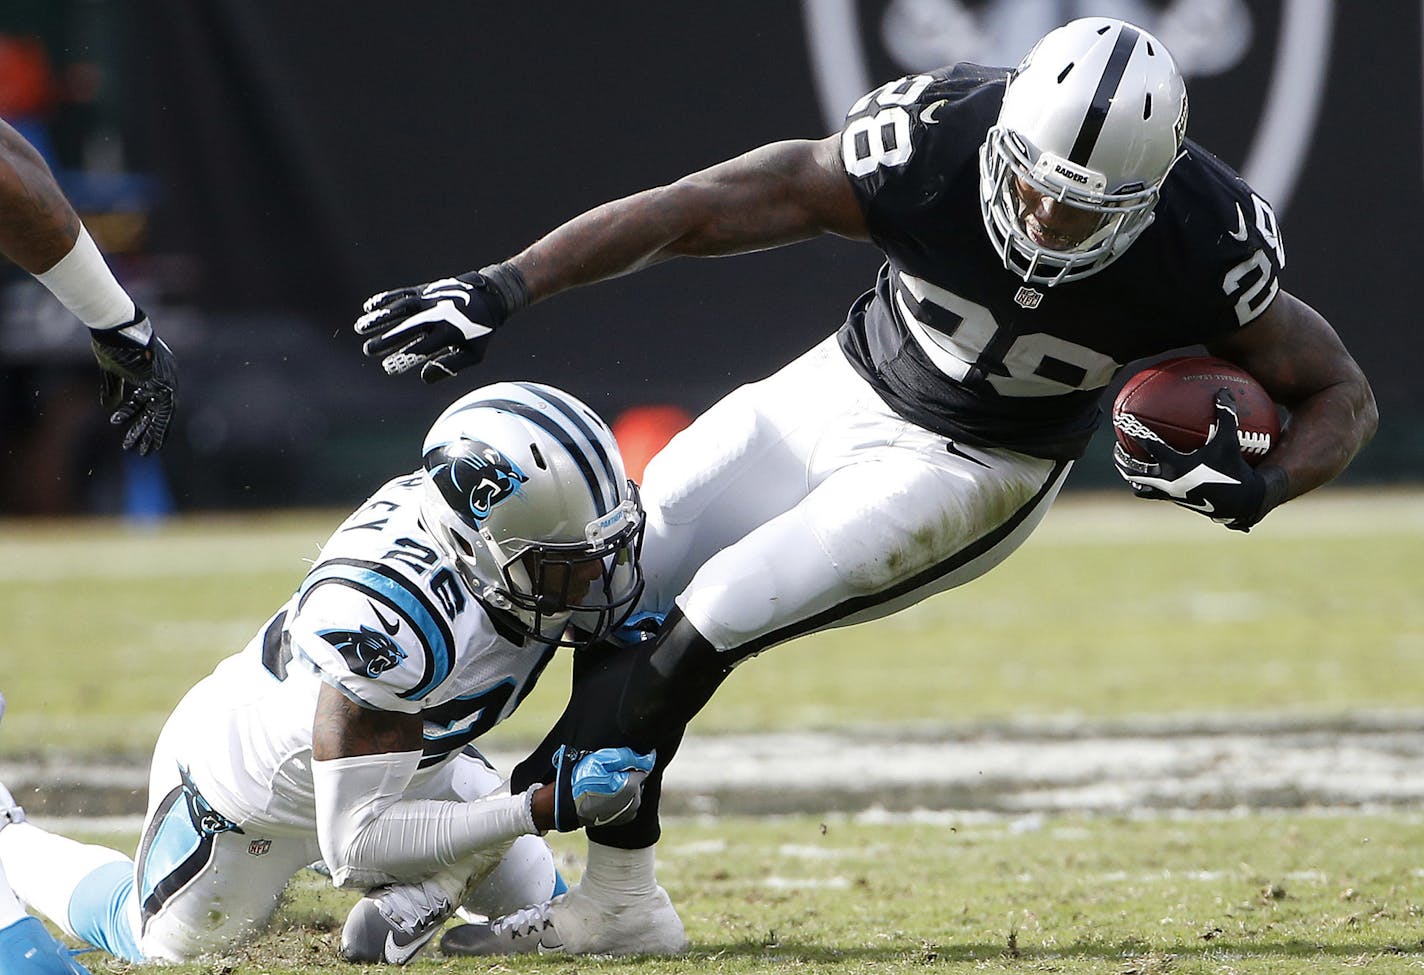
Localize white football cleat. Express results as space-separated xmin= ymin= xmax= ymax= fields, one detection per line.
xmin=440 ymin=881 xmax=685 ymax=956
xmin=340 ymin=878 xmax=455 ymax=965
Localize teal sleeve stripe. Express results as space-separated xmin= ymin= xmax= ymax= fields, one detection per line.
xmin=298 ymin=558 xmax=454 ymax=700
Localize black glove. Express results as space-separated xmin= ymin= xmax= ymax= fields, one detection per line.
xmin=89 ymin=310 xmax=178 ymax=455
xmin=1113 ymin=388 xmax=1281 ymax=533
xmin=550 ymin=745 xmax=656 ymax=832
xmin=355 ymin=263 xmax=527 ymax=383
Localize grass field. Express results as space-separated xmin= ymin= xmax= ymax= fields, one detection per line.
xmin=3 ymin=488 xmax=1423 ymax=973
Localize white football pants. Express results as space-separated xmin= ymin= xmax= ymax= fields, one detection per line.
xmin=637 ymin=334 xmax=1071 ymax=656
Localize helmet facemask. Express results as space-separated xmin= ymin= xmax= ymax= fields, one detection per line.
xmin=979 ymin=128 xmax=1169 ymax=285
xmin=418 ymin=381 xmax=648 ymax=649
xmin=483 ymin=487 xmax=645 ymax=647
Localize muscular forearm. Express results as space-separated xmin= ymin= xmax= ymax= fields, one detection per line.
xmin=1208 ymin=291 xmax=1379 ymax=510
xmin=1264 ymin=378 xmax=1378 ymax=501
xmin=510 ymin=138 xmax=861 ymax=305
xmin=510 ymin=186 xmax=692 ymax=301
xmin=0 ymin=119 xmax=81 ymax=273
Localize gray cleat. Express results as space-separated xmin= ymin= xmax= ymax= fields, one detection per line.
xmin=341 ymin=879 xmax=455 ymax=965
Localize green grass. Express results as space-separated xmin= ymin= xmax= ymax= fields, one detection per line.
xmin=2 ymin=489 xmax=1420 ymax=756
xmin=67 ymin=810 xmax=1424 ymax=974
xmin=5 ymin=487 xmax=1423 ymax=973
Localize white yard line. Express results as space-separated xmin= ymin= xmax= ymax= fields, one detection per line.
xmin=10 ymin=712 xmax=1424 ymax=830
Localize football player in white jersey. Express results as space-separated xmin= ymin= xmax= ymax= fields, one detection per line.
xmin=352 ymin=18 xmax=1377 ymax=955
xmin=0 ymin=381 xmax=670 ymax=966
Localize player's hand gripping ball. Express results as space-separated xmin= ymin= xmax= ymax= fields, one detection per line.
xmin=1111 ymin=356 xmax=1284 ymax=532
xmin=1112 ymin=356 xmax=1280 ymax=463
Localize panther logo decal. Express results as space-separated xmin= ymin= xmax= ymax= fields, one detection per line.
xmin=320 ymin=624 xmax=408 ymax=678
xmin=425 ymin=439 xmax=528 ymax=524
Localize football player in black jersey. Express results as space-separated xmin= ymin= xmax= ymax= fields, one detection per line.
xmin=353 ymin=18 xmax=1377 ymax=955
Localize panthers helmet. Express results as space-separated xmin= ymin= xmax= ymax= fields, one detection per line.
xmin=979 ymin=18 xmax=1188 ymax=285
xmin=420 ymin=381 xmax=645 ymax=647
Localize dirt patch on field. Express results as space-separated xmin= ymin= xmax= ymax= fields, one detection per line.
xmin=7 ymin=712 xmax=1424 ymax=825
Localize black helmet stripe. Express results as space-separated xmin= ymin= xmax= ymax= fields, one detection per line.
xmin=481 ymin=398 xmax=614 ymax=513
xmin=513 ymin=383 xmax=621 ymax=505
xmin=1068 ymin=23 xmax=1140 ymax=167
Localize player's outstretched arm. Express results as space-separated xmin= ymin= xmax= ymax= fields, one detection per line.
xmin=1207 ymin=290 xmax=1378 ymax=503
xmin=0 ymin=119 xmax=177 ymax=454
xmin=510 ymin=134 xmax=870 ymax=299
xmin=356 ymin=135 xmax=869 ymax=382
xmin=309 ymin=682 xmax=549 ymax=888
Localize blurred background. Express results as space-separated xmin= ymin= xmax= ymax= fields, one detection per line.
xmin=1 ymin=0 xmax=1418 ymax=517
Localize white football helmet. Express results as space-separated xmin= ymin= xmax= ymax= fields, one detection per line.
xmin=979 ymin=18 xmax=1188 ymax=285
xmin=420 ymin=381 xmax=644 ymax=647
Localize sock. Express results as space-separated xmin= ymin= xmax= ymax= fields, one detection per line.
xmin=67 ymin=861 xmax=142 ymax=962
xmin=0 ymin=821 xmax=130 ymax=941
xmin=579 ymin=841 xmax=657 ymax=902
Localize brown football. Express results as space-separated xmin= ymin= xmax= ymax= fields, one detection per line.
xmin=1112 ymin=356 xmax=1280 ymax=465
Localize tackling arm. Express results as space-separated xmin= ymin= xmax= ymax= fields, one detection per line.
xmin=309 ymin=683 xmax=551 ymax=888
xmin=1207 ymin=290 xmax=1379 ymax=502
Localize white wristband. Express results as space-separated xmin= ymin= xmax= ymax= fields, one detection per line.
xmin=32 ymin=226 xmax=136 ymax=330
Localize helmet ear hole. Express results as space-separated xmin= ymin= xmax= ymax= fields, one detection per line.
xmin=450 ymin=529 xmax=475 ymax=558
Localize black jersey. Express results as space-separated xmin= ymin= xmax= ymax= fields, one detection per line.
xmin=835 ymin=64 xmax=1286 ymax=460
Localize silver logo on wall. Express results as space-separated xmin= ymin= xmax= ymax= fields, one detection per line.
xmin=801 ymin=0 xmax=1333 ymax=215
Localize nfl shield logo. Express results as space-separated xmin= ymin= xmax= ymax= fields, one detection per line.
xmin=248 ymin=838 xmax=272 ymax=857
xmin=1014 ymin=286 xmax=1043 ymax=309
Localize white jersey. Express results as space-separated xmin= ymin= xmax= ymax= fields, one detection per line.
xmin=171 ymin=473 xmax=557 ymax=833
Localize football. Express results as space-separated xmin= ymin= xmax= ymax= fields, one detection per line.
xmin=1112 ymin=355 xmax=1280 ymax=465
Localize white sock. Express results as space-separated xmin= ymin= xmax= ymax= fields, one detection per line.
xmin=0 ymin=821 xmax=130 ymax=938
xmin=0 ymin=861 xmax=28 ymax=928
xmin=578 ymin=841 xmax=657 ymax=902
